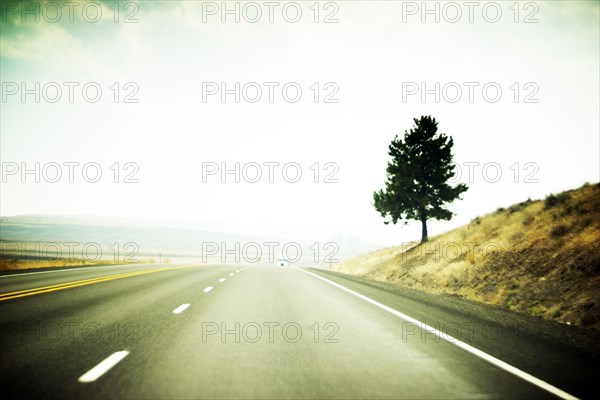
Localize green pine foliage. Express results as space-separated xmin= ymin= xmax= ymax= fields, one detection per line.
xmin=373 ymin=116 xmax=468 ymax=243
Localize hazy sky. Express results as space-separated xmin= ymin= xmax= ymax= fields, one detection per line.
xmin=1 ymin=0 xmax=599 ymax=249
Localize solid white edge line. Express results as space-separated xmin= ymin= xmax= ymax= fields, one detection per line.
xmin=172 ymin=303 xmax=190 ymax=314
xmin=78 ymin=351 xmax=129 ymax=383
xmin=204 ymin=286 xmax=213 ymax=293
xmin=294 ymin=267 xmax=579 ymax=400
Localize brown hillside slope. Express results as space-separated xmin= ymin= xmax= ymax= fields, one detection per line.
xmin=334 ymin=183 xmax=600 ymax=330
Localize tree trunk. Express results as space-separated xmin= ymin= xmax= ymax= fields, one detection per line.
xmin=420 ymin=215 xmax=428 ymax=243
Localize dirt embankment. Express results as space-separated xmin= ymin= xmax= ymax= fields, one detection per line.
xmin=334 ymin=183 xmax=600 ymax=331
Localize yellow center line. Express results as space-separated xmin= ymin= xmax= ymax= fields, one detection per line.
xmin=1 ymin=270 xmax=153 ymax=297
xmin=0 ymin=266 xmax=193 ymax=301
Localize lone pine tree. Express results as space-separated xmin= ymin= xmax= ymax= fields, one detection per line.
xmin=373 ymin=116 xmax=468 ymax=243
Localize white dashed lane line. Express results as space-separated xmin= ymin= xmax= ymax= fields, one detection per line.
xmin=78 ymin=351 xmax=129 ymax=383
xmin=172 ymin=304 xmax=190 ymax=314
xmin=218 ymin=278 xmax=226 ymax=283
xmin=204 ymin=286 xmax=213 ymax=293
xmin=229 ymin=273 xmax=234 ymax=276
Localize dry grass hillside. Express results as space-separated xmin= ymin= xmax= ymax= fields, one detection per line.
xmin=334 ymin=183 xmax=600 ymax=330
xmin=0 ymin=240 xmax=161 ymax=271
xmin=0 ymin=253 xmax=157 ymax=271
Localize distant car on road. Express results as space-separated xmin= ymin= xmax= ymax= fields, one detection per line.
xmin=277 ymin=258 xmax=289 ymax=267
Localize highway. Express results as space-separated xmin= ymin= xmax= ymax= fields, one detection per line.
xmin=1 ymin=263 xmax=598 ymax=399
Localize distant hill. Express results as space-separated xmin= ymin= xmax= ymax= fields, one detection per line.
xmin=0 ymin=216 xmax=262 ymax=253
xmin=0 ymin=216 xmax=273 ymax=269
xmin=0 ymin=215 xmax=367 ymax=269
xmin=333 ymin=183 xmax=600 ymax=330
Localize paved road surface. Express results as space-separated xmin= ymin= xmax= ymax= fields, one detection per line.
xmin=1 ymin=263 xmax=598 ymax=399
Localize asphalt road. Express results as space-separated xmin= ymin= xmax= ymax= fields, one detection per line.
xmin=1 ymin=263 xmax=598 ymax=399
